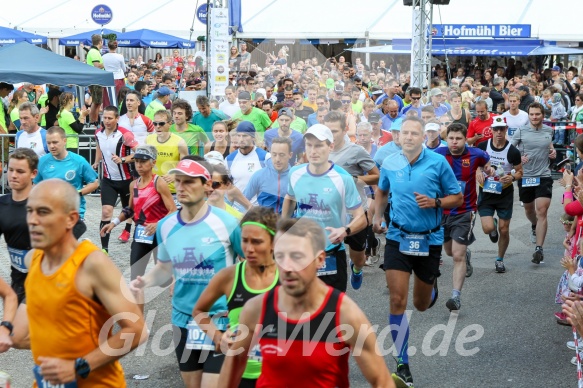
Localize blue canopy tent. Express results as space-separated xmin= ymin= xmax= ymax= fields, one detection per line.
xmin=116 ymin=29 xmax=195 ymax=48
xmin=351 ymin=39 xmax=583 ymax=56
xmin=0 ymin=26 xmax=46 ymax=45
xmin=0 ymin=42 xmax=114 ymax=87
xmin=58 ymin=29 xmax=120 ymax=46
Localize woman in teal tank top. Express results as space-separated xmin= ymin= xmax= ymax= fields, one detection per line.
xmin=194 ymin=207 xmax=279 ymax=387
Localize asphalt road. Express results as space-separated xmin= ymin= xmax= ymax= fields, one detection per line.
xmin=0 ymin=184 xmax=578 ymax=387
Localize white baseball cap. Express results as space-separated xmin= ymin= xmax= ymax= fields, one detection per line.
xmin=304 ymin=124 xmax=334 ymax=143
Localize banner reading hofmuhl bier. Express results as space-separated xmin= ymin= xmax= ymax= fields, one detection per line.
xmin=209 ymin=8 xmax=230 ymax=97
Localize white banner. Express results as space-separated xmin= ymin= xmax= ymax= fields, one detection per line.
xmin=209 ymin=8 xmax=229 ymax=97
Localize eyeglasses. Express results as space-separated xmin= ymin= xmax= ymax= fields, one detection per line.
xmin=441 ymin=121 xmax=452 ymax=125
xmin=492 ymin=128 xmax=507 ymax=132
xmin=152 ymin=121 xmax=167 ymax=126
xmin=341 ymin=100 xmax=351 ymax=104
xmin=211 ymin=181 xmax=223 ymax=189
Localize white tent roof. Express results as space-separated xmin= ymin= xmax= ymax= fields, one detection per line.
xmin=3 ymin=0 xmax=583 ymax=42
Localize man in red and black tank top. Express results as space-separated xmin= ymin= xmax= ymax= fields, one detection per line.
xmin=219 ymin=218 xmax=395 ymax=388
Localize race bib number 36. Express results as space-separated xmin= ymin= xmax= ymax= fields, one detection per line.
xmin=399 ymin=234 xmax=429 ymax=256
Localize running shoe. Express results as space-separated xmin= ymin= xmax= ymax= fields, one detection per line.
xmin=555 ymin=312 xmax=570 ymax=326
xmin=446 ymin=296 xmax=461 ymax=311
xmin=392 ymin=363 xmax=414 ymax=388
xmin=572 ymin=356 xmax=579 ymax=366
xmin=428 ymin=277 xmax=438 ymax=309
xmin=465 ymin=249 xmax=473 ymax=278
xmin=118 ymin=229 xmax=130 ymax=243
xmin=489 ymin=218 xmax=499 ymax=243
xmin=567 ymin=339 xmax=583 ymax=351
xmin=101 ymin=248 xmax=109 ymax=256
xmin=495 ymin=260 xmax=506 ymax=273
xmin=371 ymin=236 xmax=382 ymax=258
xmin=350 ymin=262 xmax=363 ymax=290
xmin=530 ymin=228 xmax=537 ymax=244
xmin=532 ymin=248 xmax=544 ymax=264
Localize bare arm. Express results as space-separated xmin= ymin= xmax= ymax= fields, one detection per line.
xmin=0 ymin=278 xmax=17 ymax=353
xmin=281 ymin=195 xmax=296 ymax=219
xmin=156 ymin=177 xmax=178 ymax=214
xmin=340 ymin=296 xmax=395 ymax=388
xmin=357 ymin=165 xmax=379 ymax=186
xmin=80 ymin=179 xmax=100 ymax=196
xmin=178 ymin=138 xmax=189 ymax=160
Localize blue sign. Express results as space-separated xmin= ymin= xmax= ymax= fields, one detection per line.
xmin=196 ymin=3 xmax=213 ymax=25
xmin=91 ymin=4 xmax=113 ymax=26
xmin=432 ymin=24 xmax=531 ymax=38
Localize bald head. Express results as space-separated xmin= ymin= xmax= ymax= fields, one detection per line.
xmin=31 ymin=179 xmax=80 ymax=213
xmin=387 ymin=100 xmax=400 ymax=118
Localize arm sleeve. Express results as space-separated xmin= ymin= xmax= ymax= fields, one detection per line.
xmin=69 ymin=121 xmax=85 ymax=134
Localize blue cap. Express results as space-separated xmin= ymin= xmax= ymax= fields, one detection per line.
xmin=157 ymin=86 xmax=172 ymax=96
xmin=236 ymin=121 xmax=256 ymax=135
xmin=390 ymin=118 xmax=403 ymax=131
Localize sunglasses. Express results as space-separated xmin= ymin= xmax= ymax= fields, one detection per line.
xmin=492 ymin=128 xmax=506 ymax=132
xmin=152 ymin=121 xmax=167 ymax=126
xmin=411 ymin=97 xmax=421 ymax=100
xmin=341 ymin=100 xmax=351 ymax=104
xmin=211 ymin=181 xmax=222 ymax=189
xmin=561 ymin=219 xmax=574 ymax=225
xmin=441 ymin=121 xmax=452 ymax=125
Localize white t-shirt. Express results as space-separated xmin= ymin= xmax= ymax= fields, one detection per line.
xmin=16 ymin=129 xmax=46 ymax=157
xmin=502 ymin=110 xmax=529 ymax=140
xmin=219 ymin=100 xmax=240 ymax=118
xmin=102 ymin=52 xmax=126 ymax=80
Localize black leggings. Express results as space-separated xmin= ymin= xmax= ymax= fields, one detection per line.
xmin=130 ymin=237 xmax=158 ymax=280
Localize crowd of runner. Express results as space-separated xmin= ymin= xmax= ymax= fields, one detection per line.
xmin=2 ymin=35 xmax=583 ymax=387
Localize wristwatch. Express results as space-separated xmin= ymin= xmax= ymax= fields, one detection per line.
xmin=75 ymin=358 xmax=91 ymax=379
xmin=344 ymin=226 xmax=352 ymax=236
xmin=435 ymin=198 xmax=442 ymax=208
xmin=0 ymin=321 xmax=13 ymax=335
xmin=121 ymin=157 xmax=126 ymax=164
xmin=78 ymin=190 xmax=83 ymax=197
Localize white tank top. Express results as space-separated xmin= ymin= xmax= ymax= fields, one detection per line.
xmin=486 ymin=139 xmax=512 ymax=173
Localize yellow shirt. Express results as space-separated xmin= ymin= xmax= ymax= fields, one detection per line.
xmin=146 ymin=133 xmax=183 ymax=193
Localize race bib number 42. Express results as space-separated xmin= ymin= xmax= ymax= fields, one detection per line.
xmin=483 ymin=178 xmax=502 ymax=194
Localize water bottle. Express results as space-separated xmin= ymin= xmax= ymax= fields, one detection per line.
xmin=567 ymin=148 xmax=574 ymax=161
xmin=0 ymin=371 xmax=11 ymax=388
xmin=496 ymin=164 xmax=505 ymax=178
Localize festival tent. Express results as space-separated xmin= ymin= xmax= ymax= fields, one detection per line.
xmin=351 ymin=39 xmax=583 ymax=56
xmin=0 ymin=42 xmax=114 ymax=87
xmin=58 ymin=29 xmax=120 ymax=46
xmin=0 ymin=26 xmax=46 ymax=45
xmin=111 ymin=29 xmax=196 ymax=49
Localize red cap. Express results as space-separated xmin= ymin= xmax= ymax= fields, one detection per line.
xmin=168 ymin=159 xmax=211 ymax=180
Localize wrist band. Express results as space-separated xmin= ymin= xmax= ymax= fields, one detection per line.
xmin=241 ymin=221 xmax=275 ymax=235
xmin=112 ymin=218 xmax=121 ymax=226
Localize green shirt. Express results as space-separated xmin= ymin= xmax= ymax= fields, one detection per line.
xmin=10 ymin=108 xmax=20 ymax=131
xmin=86 ymin=48 xmax=103 ymax=67
xmin=270 ymin=116 xmax=308 ymax=134
xmin=145 ymin=99 xmax=166 ymax=121
xmin=37 ymin=94 xmax=48 ymax=127
xmin=231 ymin=107 xmax=272 ymax=134
xmin=57 ymin=110 xmax=78 ymax=149
xmin=0 ymin=104 xmax=6 ymax=131
xmin=170 ymin=123 xmax=208 ymax=156
xmin=351 ymin=100 xmax=363 ymax=115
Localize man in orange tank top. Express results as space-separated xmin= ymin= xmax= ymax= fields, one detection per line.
xmin=219 ymin=218 xmax=395 ymax=388
xmin=5 ymin=179 xmax=147 ymax=387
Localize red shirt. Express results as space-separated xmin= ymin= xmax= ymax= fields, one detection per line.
xmin=377 ymin=130 xmax=393 ymax=146
xmin=467 ymin=114 xmax=497 ymax=146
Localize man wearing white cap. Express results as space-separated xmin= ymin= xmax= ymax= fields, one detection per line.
xmin=130 ymin=157 xmax=243 ymax=387
xmin=427 ymin=88 xmax=449 ymax=118
xmin=424 ymin=121 xmax=447 ymax=151
xmin=282 ymin=124 xmax=366 ymax=292
xmin=476 ymin=116 xmax=523 ymax=273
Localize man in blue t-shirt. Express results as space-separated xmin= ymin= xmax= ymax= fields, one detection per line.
xmin=373 ymin=116 xmax=462 ymax=387
xmin=34 ymin=126 xmax=99 ymax=238
xmin=282 ymin=124 xmax=366 ymax=292
xmin=130 ymin=158 xmax=243 ymax=387
xmin=263 ymin=108 xmax=304 ymax=165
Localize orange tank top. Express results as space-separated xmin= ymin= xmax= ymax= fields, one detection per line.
xmin=25 ymin=240 xmax=126 ymax=387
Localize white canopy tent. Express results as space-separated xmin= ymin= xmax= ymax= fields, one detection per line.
xmin=3 ymin=0 xmax=583 ymax=44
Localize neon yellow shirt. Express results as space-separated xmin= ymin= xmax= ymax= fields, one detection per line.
xmin=146 ymin=132 xmax=183 ymax=193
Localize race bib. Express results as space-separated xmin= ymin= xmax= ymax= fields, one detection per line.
xmin=8 ymin=247 xmax=28 ymax=273
xmin=508 ymin=127 xmax=517 ymax=137
xmin=249 ymin=344 xmax=263 ymax=362
xmin=317 ymin=250 xmax=338 ymax=276
xmin=483 ymin=178 xmax=502 ymax=194
xmin=522 ymin=177 xmax=540 ymax=187
xmin=134 ymin=225 xmax=154 ymax=244
xmin=399 ymin=233 xmax=429 ymax=256
xmin=33 ymin=365 xmax=77 ymax=388
xmin=186 ymin=320 xmax=215 ymax=351
xmin=458 ymin=181 xmax=467 ymax=193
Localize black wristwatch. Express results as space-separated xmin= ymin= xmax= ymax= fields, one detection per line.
xmin=0 ymin=321 xmax=13 ymax=335
xmin=75 ymin=358 xmax=91 ymax=379
xmin=344 ymin=226 xmax=352 ymax=236
xmin=435 ymin=198 xmax=442 ymax=208
xmin=121 ymin=157 xmax=126 ymax=164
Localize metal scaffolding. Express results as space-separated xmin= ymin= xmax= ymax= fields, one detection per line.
xmin=409 ymin=0 xmax=433 ymax=89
